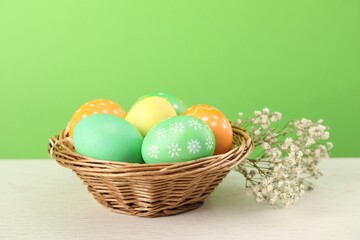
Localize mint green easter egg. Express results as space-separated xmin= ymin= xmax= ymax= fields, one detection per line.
xmin=73 ymin=114 xmax=143 ymax=163
xmin=137 ymin=92 xmax=187 ymax=115
xmin=142 ymin=116 xmax=215 ymax=164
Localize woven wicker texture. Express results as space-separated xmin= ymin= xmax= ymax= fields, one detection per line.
xmin=48 ymin=125 xmax=253 ymax=217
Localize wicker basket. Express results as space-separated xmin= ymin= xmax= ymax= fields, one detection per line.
xmin=48 ymin=125 xmax=253 ymax=217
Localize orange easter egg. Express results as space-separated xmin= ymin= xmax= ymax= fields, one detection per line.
xmin=183 ymin=104 xmax=233 ymax=155
xmin=68 ymin=99 xmax=126 ymax=137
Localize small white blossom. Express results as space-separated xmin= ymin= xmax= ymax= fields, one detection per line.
xmin=188 ymin=119 xmax=202 ymax=130
xmin=154 ymin=128 xmax=167 ymax=140
xmin=187 ymin=139 xmax=201 ymax=154
xmin=167 ymin=143 xmax=182 ymax=158
xmin=305 ymin=138 xmax=315 ymax=147
xmin=271 ymin=112 xmax=282 ymax=122
xmin=263 ymin=108 xmax=270 ymax=114
xmin=148 ymin=145 xmax=159 ymax=159
xmin=170 ymin=121 xmax=185 ymax=134
xmin=205 ymin=136 xmax=215 ymax=150
xmin=254 ymin=129 xmax=261 ymax=136
xmin=255 ymin=110 xmax=262 ymax=116
xmin=322 ymin=131 xmax=330 ymax=139
xmin=261 ymin=142 xmax=271 ymax=150
xmin=234 ymin=108 xmax=332 ymax=207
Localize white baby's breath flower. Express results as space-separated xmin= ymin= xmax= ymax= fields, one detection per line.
xmin=305 ymin=138 xmax=315 ymax=147
xmin=261 ymin=115 xmax=269 ymax=124
xmin=285 ymin=137 xmax=293 ymax=145
xmin=234 ymin=108 xmax=332 ymax=207
xmin=254 ymin=129 xmax=261 ymax=136
xmin=269 ymin=196 xmax=278 ymax=205
xmin=327 ymin=142 xmax=334 ymax=150
xmin=252 ymin=185 xmax=260 ymax=193
xmin=254 ymin=110 xmax=262 ymax=116
xmin=262 ymin=142 xmax=271 ymax=150
xmin=252 ymin=117 xmax=261 ymax=124
xmin=266 ymin=185 xmax=273 ymax=192
xmin=271 ymin=112 xmax=282 ymax=122
xmin=322 ymin=131 xmax=330 ymax=139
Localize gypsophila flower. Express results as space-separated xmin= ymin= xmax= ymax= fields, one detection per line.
xmin=261 ymin=142 xmax=271 ymax=150
xmin=263 ymin=108 xmax=270 ymax=115
xmin=271 ymin=112 xmax=282 ymax=122
xmin=235 ymin=108 xmax=332 ymax=207
xmin=254 ymin=129 xmax=261 ymax=136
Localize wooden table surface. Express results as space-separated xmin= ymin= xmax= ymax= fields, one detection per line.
xmin=1 ymin=159 xmax=359 ymax=240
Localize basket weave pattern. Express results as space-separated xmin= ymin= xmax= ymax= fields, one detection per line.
xmin=48 ymin=125 xmax=253 ymax=217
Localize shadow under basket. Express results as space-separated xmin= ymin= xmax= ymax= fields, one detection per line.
xmin=48 ymin=125 xmax=254 ymax=218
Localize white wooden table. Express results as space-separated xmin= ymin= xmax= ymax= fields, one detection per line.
xmin=1 ymin=159 xmax=359 ymax=240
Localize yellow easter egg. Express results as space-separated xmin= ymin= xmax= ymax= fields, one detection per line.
xmin=68 ymin=99 xmax=126 ymax=137
xmin=126 ymin=96 xmax=176 ymax=136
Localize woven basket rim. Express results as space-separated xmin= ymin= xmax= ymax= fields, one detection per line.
xmin=48 ymin=125 xmax=254 ymax=179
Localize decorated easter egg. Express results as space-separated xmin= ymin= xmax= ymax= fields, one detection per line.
xmin=126 ymin=96 xmax=177 ymax=136
xmin=137 ymin=92 xmax=187 ymax=115
xmin=183 ymin=104 xmax=233 ymax=155
xmin=142 ymin=116 xmax=215 ymax=164
xmin=73 ymin=114 xmax=143 ymax=163
xmin=68 ymin=99 xmax=126 ymax=137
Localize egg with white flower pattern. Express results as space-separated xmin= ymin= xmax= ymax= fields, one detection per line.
xmin=142 ymin=116 xmax=215 ymax=164
xmin=183 ymin=104 xmax=233 ymax=155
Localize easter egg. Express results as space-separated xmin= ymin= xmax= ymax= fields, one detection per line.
xmin=137 ymin=92 xmax=187 ymax=115
xmin=183 ymin=104 xmax=233 ymax=155
xmin=73 ymin=114 xmax=143 ymax=163
xmin=126 ymin=96 xmax=177 ymax=136
xmin=142 ymin=116 xmax=215 ymax=164
xmin=68 ymin=99 xmax=126 ymax=137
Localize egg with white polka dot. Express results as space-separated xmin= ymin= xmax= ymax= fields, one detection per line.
xmin=67 ymin=99 xmax=126 ymax=137
xmin=183 ymin=104 xmax=233 ymax=155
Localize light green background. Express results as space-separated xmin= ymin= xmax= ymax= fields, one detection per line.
xmin=0 ymin=0 xmax=359 ymax=158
